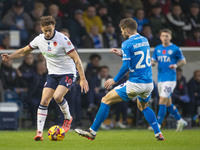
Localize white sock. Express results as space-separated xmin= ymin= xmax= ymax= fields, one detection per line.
xmin=178 ymin=118 xmax=183 ymax=123
xmin=89 ymin=128 xmax=97 ymax=135
xmin=155 ymin=132 xmax=161 ymax=137
xmin=58 ymin=99 xmax=71 ymax=120
xmin=37 ymin=105 xmax=48 ymax=133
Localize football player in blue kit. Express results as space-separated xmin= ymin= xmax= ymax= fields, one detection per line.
xmin=150 ymin=29 xmax=187 ymax=132
xmin=75 ymin=18 xmax=164 ymax=141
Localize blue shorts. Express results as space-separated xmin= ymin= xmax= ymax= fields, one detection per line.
xmin=114 ymin=81 xmax=153 ymax=103
xmin=44 ymin=74 xmax=76 ymax=90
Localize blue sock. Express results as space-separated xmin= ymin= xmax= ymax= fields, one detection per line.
xmin=167 ymin=104 xmax=181 ymax=121
xmin=142 ymin=107 xmax=160 ymax=134
xmin=91 ymin=103 xmax=110 ymax=132
xmin=157 ymin=105 xmax=167 ymax=125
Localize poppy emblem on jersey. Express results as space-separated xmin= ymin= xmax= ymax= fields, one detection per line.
xmin=67 ymin=41 xmax=71 ymax=45
xmin=53 ymin=41 xmax=57 ymax=46
xmin=162 ymin=50 xmax=166 ymax=54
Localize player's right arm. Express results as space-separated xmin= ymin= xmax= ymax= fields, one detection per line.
xmin=151 ymin=47 xmax=158 ymax=67
xmin=1 ymin=45 xmax=33 ymax=62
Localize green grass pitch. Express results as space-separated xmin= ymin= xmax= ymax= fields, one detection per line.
xmin=0 ymin=129 xmax=200 ymax=150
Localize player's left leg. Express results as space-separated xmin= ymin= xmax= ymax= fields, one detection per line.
xmin=166 ymin=99 xmax=187 ymax=132
xmin=53 ymin=85 xmax=72 ymax=133
xmin=75 ymin=89 xmax=123 ymax=140
xmin=54 ymin=74 xmax=77 ymax=133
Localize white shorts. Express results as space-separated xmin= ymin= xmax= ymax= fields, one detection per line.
xmin=158 ymin=81 xmax=176 ymax=98
xmin=115 ymin=81 xmax=154 ymax=102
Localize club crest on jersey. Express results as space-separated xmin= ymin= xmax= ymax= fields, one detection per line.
xmin=158 ymin=50 xmax=161 ymax=53
xmin=168 ymin=50 xmax=173 ymax=55
xmin=47 ymin=45 xmax=52 ymax=51
xmin=162 ymin=50 xmax=166 ymax=54
xmin=53 ymin=41 xmax=57 ymax=46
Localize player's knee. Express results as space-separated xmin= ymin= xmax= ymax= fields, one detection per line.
xmin=53 ymin=94 xmax=63 ymax=103
xmin=41 ymin=98 xmax=50 ymax=106
xmin=101 ymin=96 xmax=111 ymax=105
xmin=137 ymin=100 xmax=148 ymax=111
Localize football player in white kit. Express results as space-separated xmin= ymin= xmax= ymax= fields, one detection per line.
xmin=1 ymin=16 xmax=89 ymax=141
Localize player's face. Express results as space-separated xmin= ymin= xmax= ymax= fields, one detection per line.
xmin=160 ymin=32 xmax=172 ymax=45
xmin=121 ymin=28 xmax=129 ymax=39
xmin=41 ymin=25 xmax=55 ymax=39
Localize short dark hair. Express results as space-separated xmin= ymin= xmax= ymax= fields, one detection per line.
xmin=98 ymin=65 xmax=109 ymax=72
xmin=194 ymin=70 xmax=200 ymax=76
xmin=40 ymin=16 xmax=56 ymax=27
xmin=159 ymin=28 xmax=172 ymax=36
xmin=89 ymin=53 xmax=101 ymax=61
xmin=119 ymin=18 xmax=137 ymax=31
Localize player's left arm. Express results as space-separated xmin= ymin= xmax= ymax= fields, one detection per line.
xmin=105 ymin=60 xmax=129 ymax=89
xmin=169 ymin=48 xmax=186 ymax=69
xmin=105 ymin=47 xmax=130 ymax=90
xmin=68 ymin=51 xmax=89 ymax=93
xmin=169 ymin=59 xmax=186 ymax=69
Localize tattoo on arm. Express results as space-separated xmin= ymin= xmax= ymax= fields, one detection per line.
xmin=75 ymin=58 xmax=85 ymax=79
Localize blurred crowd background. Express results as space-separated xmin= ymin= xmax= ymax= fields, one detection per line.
xmin=0 ymin=0 xmax=200 ymax=130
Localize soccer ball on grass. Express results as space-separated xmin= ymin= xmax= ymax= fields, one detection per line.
xmin=48 ymin=125 xmax=65 ymax=141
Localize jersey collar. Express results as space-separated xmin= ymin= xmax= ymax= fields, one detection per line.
xmin=129 ymin=33 xmax=139 ymax=38
xmin=162 ymin=43 xmax=172 ymax=47
xmin=44 ymin=30 xmax=56 ymax=40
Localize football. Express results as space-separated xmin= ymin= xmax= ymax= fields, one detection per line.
xmin=48 ymin=125 xmax=65 ymax=141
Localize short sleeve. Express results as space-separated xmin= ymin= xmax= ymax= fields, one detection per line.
xmin=152 ymin=48 xmax=157 ymax=61
xmin=121 ymin=43 xmax=131 ymax=61
xmin=175 ymin=47 xmax=185 ymax=60
xmin=60 ymin=36 xmax=75 ymax=54
xmin=29 ymin=36 xmax=39 ymax=49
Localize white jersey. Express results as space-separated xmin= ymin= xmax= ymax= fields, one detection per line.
xmin=29 ymin=31 xmax=76 ymax=75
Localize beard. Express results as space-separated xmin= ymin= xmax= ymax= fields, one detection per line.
xmin=123 ymin=35 xmax=129 ymax=40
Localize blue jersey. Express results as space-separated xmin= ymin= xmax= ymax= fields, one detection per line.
xmin=121 ymin=33 xmax=152 ymax=83
xmin=152 ymin=43 xmax=185 ymax=82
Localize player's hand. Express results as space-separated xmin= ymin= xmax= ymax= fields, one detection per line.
xmin=105 ymin=78 xmax=116 ymax=90
xmin=169 ymin=64 xmax=177 ymax=69
xmin=1 ymin=54 xmax=11 ymax=62
xmin=79 ymin=78 xmax=89 ymax=93
xmin=110 ymin=48 xmax=122 ymax=56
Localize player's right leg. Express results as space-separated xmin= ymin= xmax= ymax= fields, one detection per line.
xmin=34 ymin=87 xmax=55 ymax=141
xmin=137 ymin=100 xmax=164 ymax=141
xmin=75 ymin=89 xmax=124 ymax=140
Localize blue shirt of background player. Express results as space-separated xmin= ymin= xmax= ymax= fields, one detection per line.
xmin=114 ymin=33 xmax=152 ymax=83
xmin=152 ymin=43 xmax=185 ymax=82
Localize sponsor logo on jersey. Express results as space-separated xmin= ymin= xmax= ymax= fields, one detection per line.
xmin=157 ymin=56 xmax=171 ymax=62
xmin=64 ymin=37 xmax=68 ymax=40
xmin=158 ymin=50 xmax=161 ymax=53
xmin=53 ymin=41 xmax=57 ymax=46
xmin=162 ymin=50 xmax=166 ymax=54
xmin=168 ymin=50 xmax=173 ymax=55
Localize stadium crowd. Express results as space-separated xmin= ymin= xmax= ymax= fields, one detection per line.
xmin=0 ymin=0 xmax=200 ymax=129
